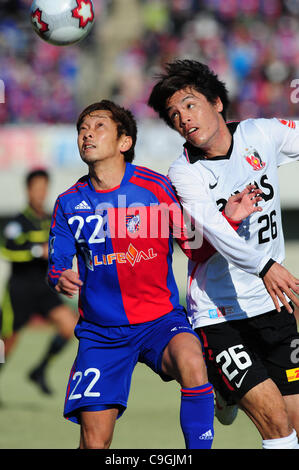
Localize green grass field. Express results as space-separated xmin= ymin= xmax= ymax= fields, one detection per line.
xmin=0 ymin=325 xmax=261 ymax=449
xmin=1 ymin=246 xmax=298 ymax=450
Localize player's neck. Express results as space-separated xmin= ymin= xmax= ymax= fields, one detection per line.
xmin=200 ymin=120 xmax=232 ymax=159
xmin=88 ymin=158 xmax=126 ymax=190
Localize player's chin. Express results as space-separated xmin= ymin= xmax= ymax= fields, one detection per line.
xmin=186 ymin=133 xmax=206 ymax=149
xmin=80 ymin=152 xmax=98 ymax=164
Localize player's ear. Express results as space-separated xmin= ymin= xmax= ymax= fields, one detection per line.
xmin=214 ymin=97 xmax=223 ymax=113
xmin=119 ymin=135 xmax=133 ymax=153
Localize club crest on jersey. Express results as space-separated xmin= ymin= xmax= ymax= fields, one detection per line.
xmin=244 ymin=147 xmax=266 ymax=171
xmin=126 ymin=214 xmax=140 ymax=233
xmin=279 ymin=119 xmax=296 ymax=129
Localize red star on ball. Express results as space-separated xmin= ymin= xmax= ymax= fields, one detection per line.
xmin=72 ymin=0 xmax=95 ymax=28
xmin=31 ymin=8 xmax=49 ymax=33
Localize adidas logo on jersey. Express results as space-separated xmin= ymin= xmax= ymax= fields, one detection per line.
xmin=199 ymin=429 xmax=213 ymax=440
xmin=75 ymin=200 xmax=91 ymax=210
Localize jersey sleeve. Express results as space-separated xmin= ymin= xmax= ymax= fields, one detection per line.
xmin=168 ymin=161 xmax=270 ymax=275
xmin=256 ymin=118 xmax=299 ymax=166
xmin=47 ymin=198 xmax=77 ymax=288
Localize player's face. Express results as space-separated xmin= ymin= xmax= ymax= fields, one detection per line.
xmin=166 ymin=87 xmax=224 ymax=150
xmin=77 ymin=111 xmax=125 ymax=165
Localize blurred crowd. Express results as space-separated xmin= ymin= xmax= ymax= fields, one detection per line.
xmin=0 ymin=0 xmax=106 ymax=124
xmin=0 ymin=0 xmax=298 ymax=124
xmin=115 ymin=0 xmax=299 ymax=120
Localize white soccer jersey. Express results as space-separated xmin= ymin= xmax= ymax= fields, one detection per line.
xmin=168 ymin=118 xmax=299 ymax=328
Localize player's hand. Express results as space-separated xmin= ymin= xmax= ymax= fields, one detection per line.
xmin=262 ymin=262 xmax=299 ymax=313
xmin=225 ymin=184 xmax=263 ymax=221
xmin=55 ymin=269 xmax=83 ymax=298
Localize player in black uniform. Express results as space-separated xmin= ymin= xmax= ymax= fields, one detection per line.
xmin=0 ymin=169 xmax=77 ymax=394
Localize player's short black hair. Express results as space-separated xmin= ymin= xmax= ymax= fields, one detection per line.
xmin=148 ymin=59 xmax=230 ymax=127
xmin=26 ymin=169 xmax=49 ymax=187
xmin=76 ymin=100 xmax=137 ymax=163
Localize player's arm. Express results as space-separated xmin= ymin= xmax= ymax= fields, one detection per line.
xmin=254 ymin=118 xmax=299 ymax=310
xmin=48 ymin=198 xmax=81 ymax=297
xmin=259 ymin=118 xmax=299 ymax=165
xmin=173 ymin=185 xmax=262 ymax=263
xmin=168 ymin=164 xmax=269 ymax=273
xmin=169 ymin=177 xmax=262 ymax=262
xmin=188 ymin=184 xmax=263 ymax=262
xmin=168 ymin=163 xmax=299 ymax=313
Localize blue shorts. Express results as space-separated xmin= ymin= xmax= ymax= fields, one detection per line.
xmin=64 ymin=306 xmax=198 ymax=424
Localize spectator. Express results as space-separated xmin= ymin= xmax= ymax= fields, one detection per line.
xmin=0 ymin=0 xmax=297 ymax=123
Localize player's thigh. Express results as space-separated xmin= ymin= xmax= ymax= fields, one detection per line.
xmin=80 ymin=408 xmax=119 ymax=449
xmin=161 ymin=332 xmax=208 ymax=386
xmin=283 ymin=394 xmax=299 ymax=434
xmin=196 ymin=322 xmax=269 ymax=404
xmin=239 ymin=378 xmax=292 ymax=439
xmin=64 ymin=333 xmax=139 ymax=424
xmin=253 ymin=307 xmax=299 ymax=398
xmin=138 ymin=306 xmax=200 ymax=383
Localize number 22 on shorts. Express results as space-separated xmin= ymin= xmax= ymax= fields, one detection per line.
xmin=68 ymin=367 xmax=101 ymax=400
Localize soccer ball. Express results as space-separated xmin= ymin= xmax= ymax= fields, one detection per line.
xmin=30 ymin=0 xmax=95 ymax=46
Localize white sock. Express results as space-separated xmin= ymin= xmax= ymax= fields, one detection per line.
xmin=262 ymin=429 xmax=299 ymax=449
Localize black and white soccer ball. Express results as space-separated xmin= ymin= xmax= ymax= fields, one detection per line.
xmin=30 ymin=0 xmax=95 ymax=46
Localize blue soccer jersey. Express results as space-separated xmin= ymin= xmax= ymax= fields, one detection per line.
xmin=48 ymin=163 xmax=198 ymax=326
